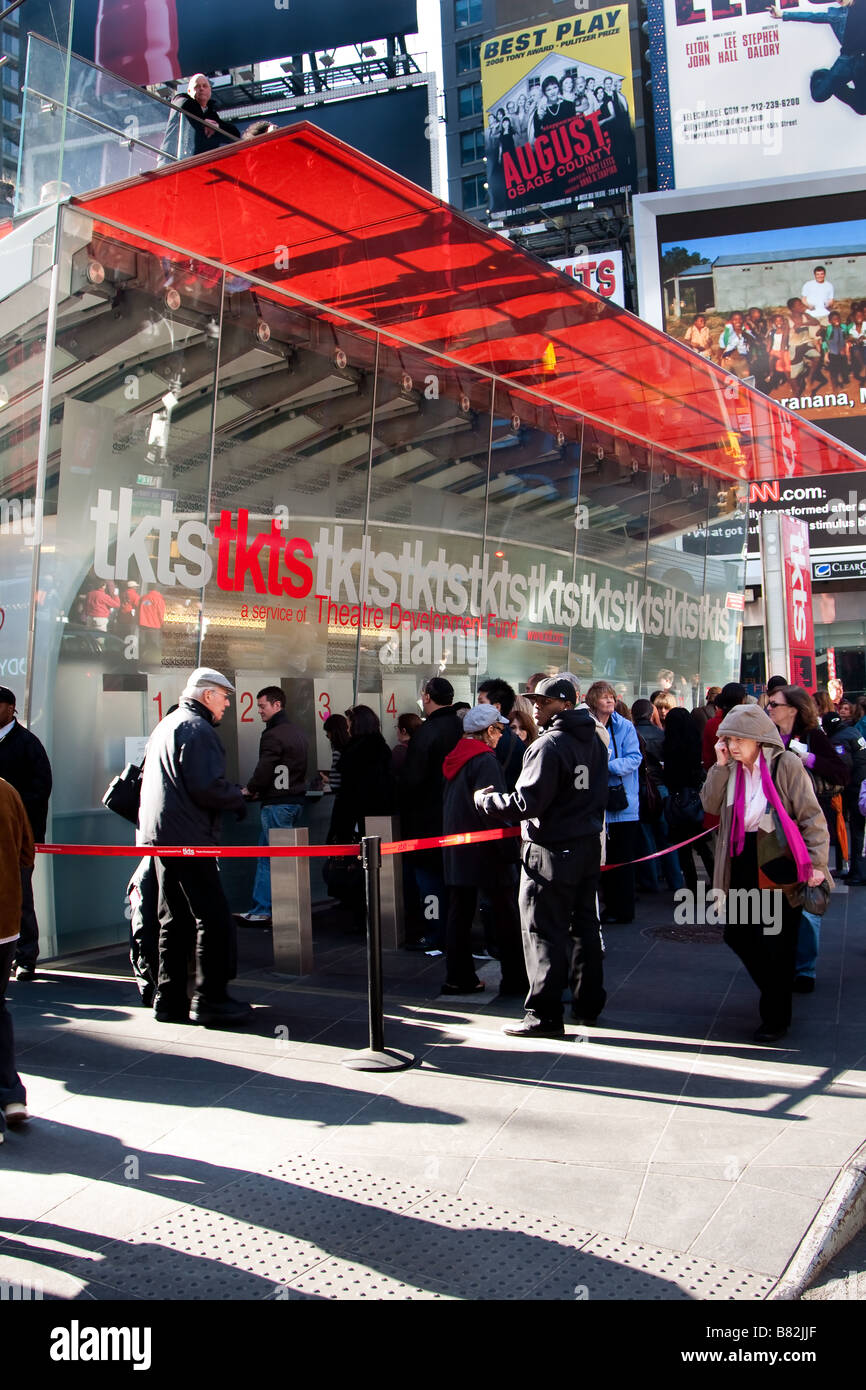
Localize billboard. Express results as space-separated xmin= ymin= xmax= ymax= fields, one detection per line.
xmin=25 ymin=0 xmax=418 ymax=86
xmin=634 ymin=177 xmax=866 ymax=457
xmin=745 ymin=473 xmax=866 ymax=555
xmin=646 ymin=0 xmax=866 ymax=190
xmin=479 ymin=10 xmax=638 ymax=218
xmin=549 ymin=250 xmax=626 ymax=307
xmin=246 ymin=86 xmax=434 ymax=191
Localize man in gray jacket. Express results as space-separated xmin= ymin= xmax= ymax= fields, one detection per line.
xmin=138 ymin=668 xmax=250 ymax=1028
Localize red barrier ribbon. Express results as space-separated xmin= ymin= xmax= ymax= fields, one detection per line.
xmin=34 ymin=824 xmax=711 ymax=870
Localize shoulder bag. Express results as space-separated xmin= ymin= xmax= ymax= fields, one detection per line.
xmin=607 ymin=725 xmax=629 ymax=814
xmin=102 ymin=762 xmax=143 ymax=825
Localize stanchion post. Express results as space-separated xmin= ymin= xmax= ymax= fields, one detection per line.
xmin=341 ymin=834 xmax=414 ymax=1072
xmin=270 ymin=827 xmax=313 ymax=976
xmin=366 ymin=814 xmax=404 ymax=948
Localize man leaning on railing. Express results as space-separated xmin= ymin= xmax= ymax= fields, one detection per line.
xmin=158 ymin=73 xmax=240 ymax=165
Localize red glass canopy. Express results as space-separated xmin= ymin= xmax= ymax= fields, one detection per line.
xmin=73 ymin=123 xmax=865 ymax=483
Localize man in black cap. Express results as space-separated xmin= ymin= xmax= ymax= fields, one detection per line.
xmin=0 ymin=687 xmax=52 ymax=982
xmin=474 ymin=677 xmax=609 ymax=1038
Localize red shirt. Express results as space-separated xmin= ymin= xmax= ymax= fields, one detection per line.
xmin=138 ymin=591 xmax=166 ymax=629
xmin=84 ymin=587 xmax=119 ymax=619
xmin=702 ymin=711 xmax=723 ymax=772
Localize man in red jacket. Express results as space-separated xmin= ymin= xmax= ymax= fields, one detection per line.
xmin=440 ymin=704 xmax=526 ymax=1000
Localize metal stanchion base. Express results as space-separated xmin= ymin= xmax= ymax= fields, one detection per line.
xmin=340 ymin=1048 xmax=415 ymax=1072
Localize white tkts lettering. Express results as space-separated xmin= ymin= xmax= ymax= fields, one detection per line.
xmin=90 ymin=488 xmax=212 ymax=588
xmin=49 ymin=1321 xmax=152 ymax=1371
xmin=87 ymin=492 xmax=732 ymax=645
xmin=0 ymin=496 xmax=42 ymax=545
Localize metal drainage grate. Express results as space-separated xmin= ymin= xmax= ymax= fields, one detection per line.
xmin=643 ymin=925 xmax=725 ymax=945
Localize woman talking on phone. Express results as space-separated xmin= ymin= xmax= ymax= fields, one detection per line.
xmin=700 ymin=705 xmax=830 ymax=1043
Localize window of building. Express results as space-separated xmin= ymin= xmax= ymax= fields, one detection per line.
xmin=461 ymin=173 xmax=487 ymax=209
xmin=455 ymin=0 xmax=483 ymax=27
xmin=457 ymin=82 xmax=483 ymax=119
xmin=2 ymin=31 xmax=20 ymax=59
xmin=456 ymin=39 xmax=481 ymax=73
xmin=460 ymin=128 xmax=485 ymax=164
xmin=2 ymin=97 xmax=19 ymax=122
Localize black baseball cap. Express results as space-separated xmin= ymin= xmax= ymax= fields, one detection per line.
xmin=531 ymin=677 xmax=576 ymax=704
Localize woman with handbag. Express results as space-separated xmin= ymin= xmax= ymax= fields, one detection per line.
xmin=586 ymin=682 xmax=642 ymax=924
xmin=662 ymin=707 xmax=715 ymax=895
xmin=766 ymin=686 xmax=849 ymax=991
xmin=701 ymin=705 xmax=830 ymax=1043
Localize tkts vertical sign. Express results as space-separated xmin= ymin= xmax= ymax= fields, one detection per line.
xmin=780 ymin=514 xmax=815 ymax=692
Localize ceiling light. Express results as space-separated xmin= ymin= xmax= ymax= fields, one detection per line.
xmin=256 ymin=320 xmax=271 ymax=343
xmin=86 ymin=260 xmax=105 ymax=285
xmin=164 ymin=287 xmax=181 ymax=310
xmin=334 ymin=348 xmax=347 ymax=369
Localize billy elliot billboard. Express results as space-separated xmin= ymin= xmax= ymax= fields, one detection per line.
xmin=646 ymin=0 xmax=866 ymax=190
xmin=479 ymin=10 xmax=638 ymax=218
xmin=25 ymin=0 xmax=418 ymax=87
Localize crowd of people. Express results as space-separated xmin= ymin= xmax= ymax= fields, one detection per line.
xmin=2 ymin=667 xmax=865 ymax=1140
xmin=682 ymin=281 xmax=866 ymax=400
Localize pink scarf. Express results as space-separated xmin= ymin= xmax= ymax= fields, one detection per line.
xmin=729 ymin=750 xmax=812 ymax=883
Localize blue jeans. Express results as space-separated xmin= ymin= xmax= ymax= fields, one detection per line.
xmin=795 ymin=909 xmax=821 ymax=980
xmin=251 ymin=803 xmax=303 ymax=914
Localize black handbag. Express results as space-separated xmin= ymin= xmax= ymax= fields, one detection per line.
xmin=668 ymin=786 xmax=704 ymax=825
xmin=322 ymin=849 xmax=364 ymax=905
xmin=102 ymin=762 xmax=143 ymax=825
xmin=607 ymin=725 xmax=629 ymax=813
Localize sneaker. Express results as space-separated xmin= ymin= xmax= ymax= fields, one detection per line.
xmin=4 ymin=1102 xmax=28 ymax=1128
xmin=405 ymin=935 xmax=444 ymax=953
xmin=153 ymin=993 xmax=190 ymax=1023
xmin=14 ymin=966 xmax=35 ymax=982
xmin=189 ymin=994 xmax=253 ymax=1028
xmin=503 ymin=1016 xmax=565 ymax=1039
xmin=235 ymin=911 xmax=272 ymax=925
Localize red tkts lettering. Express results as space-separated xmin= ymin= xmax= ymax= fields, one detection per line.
xmin=215 ymin=509 xmax=313 ymax=596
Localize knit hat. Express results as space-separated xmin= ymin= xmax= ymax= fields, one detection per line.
xmin=181 ymin=667 xmax=235 ymax=699
xmin=716 ymin=704 xmax=783 ymax=748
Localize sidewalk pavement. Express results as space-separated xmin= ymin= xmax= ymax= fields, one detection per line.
xmin=1 ymin=882 xmax=865 ymax=1301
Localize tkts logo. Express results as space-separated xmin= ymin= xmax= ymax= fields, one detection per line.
xmin=90 ymin=488 xmax=314 ymax=595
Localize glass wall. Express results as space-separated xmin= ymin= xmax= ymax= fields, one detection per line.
xmin=2 ymin=204 xmax=745 ymax=954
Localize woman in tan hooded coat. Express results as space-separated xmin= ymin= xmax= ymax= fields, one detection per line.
xmin=701 ymin=704 xmax=830 ymax=1043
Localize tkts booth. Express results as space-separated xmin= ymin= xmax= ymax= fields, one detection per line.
xmin=1 ymin=123 xmax=863 ymax=955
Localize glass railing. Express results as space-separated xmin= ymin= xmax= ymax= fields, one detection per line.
xmin=16 ymin=33 xmax=234 ymax=215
